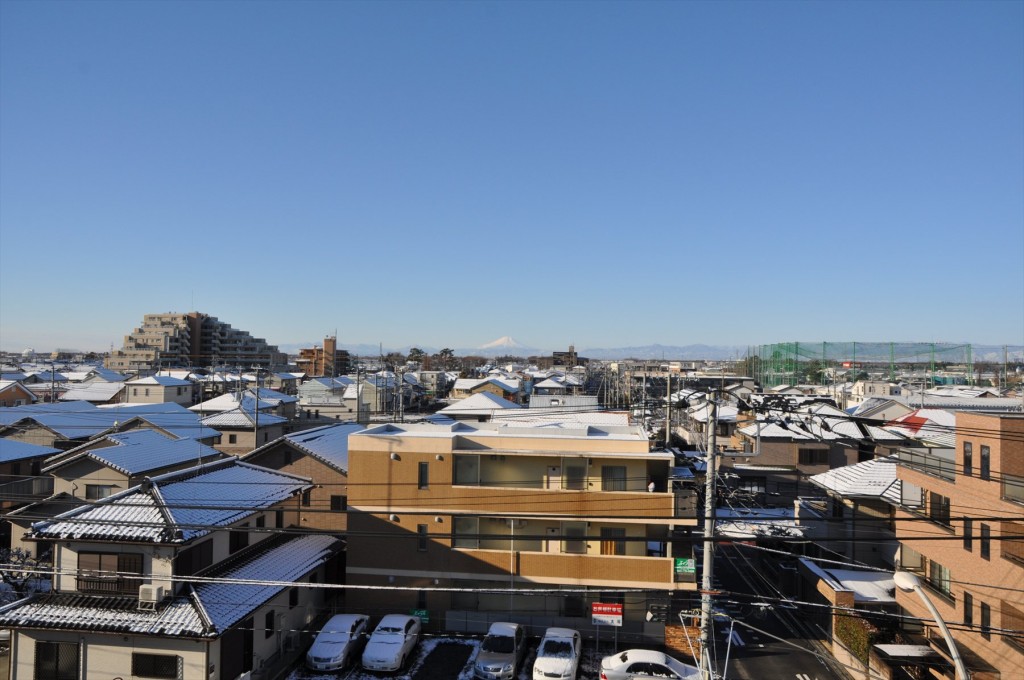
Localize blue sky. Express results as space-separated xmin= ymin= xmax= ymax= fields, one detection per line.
xmin=1 ymin=0 xmax=1021 ymax=354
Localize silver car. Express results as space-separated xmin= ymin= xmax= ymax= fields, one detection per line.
xmin=306 ymin=613 xmax=369 ymax=671
xmin=361 ymin=614 xmax=421 ymax=672
xmin=474 ymin=621 xmax=527 ymax=679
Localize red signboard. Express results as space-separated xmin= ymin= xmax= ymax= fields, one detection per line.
xmin=592 ymin=602 xmax=623 ymax=626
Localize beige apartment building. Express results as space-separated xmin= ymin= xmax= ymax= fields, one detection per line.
xmin=105 ymin=311 xmax=287 ymax=372
xmin=893 ymin=411 xmax=1024 ymax=679
xmin=346 ymin=420 xmax=699 ymax=641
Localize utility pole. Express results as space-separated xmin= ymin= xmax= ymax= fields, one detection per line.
xmin=665 ymin=370 xmax=672 ymax=449
xmin=699 ymin=394 xmax=718 ymax=680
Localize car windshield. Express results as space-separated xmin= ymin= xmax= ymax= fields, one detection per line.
xmin=481 ymin=635 xmax=515 ymax=653
xmin=377 ymin=626 xmax=403 ymax=634
xmin=539 ymin=640 xmax=573 ymax=657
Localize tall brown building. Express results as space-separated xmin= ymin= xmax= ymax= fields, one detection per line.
xmin=296 ymin=336 xmax=351 ymax=377
xmin=892 ymin=411 xmax=1024 ymax=678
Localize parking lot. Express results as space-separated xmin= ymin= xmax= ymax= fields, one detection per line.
xmin=285 ymin=634 xmax=613 ymax=680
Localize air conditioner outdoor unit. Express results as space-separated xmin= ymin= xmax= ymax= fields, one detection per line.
xmin=138 ymin=584 xmax=164 ymax=610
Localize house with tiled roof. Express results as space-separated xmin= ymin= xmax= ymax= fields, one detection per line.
xmin=0 ymin=380 xmax=36 ymax=408
xmin=58 ymin=380 xmax=126 ymax=405
xmin=242 ymin=422 xmax=364 ymax=533
xmin=200 ymin=406 xmax=289 ymax=455
xmin=0 ymin=457 xmax=342 ymax=680
xmin=438 ymin=391 xmax=522 ymax=421
xmin=0 ymin=439 xmax=61 ymax=548
xmin=124 ymin=375 xmax=194 ymax=406
xmin=449 ymin=376 xmax=523 ymax=403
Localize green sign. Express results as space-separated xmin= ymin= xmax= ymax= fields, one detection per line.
xmin=410 ymin=608 xmax=429 ymax=623
xmin=674 ymin=558 xmax=695 ymax=574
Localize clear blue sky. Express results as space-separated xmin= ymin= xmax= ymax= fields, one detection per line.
xmin=2 ymin=0 xmax=1021 ymax=354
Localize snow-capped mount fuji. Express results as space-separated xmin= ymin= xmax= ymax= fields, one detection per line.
xmin=460 ymin=336 xmax=541 ymax=357
xmin=479 ymin=336 xmax=526 ymax=350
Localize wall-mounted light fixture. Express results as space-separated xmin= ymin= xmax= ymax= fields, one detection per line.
xmin=390 ymin=452 xmax=400 ymax=461
xmin=434 ymin=516 xmax=443 ymax=523
xmin=435 ymin=454 xmax=444 ymax=461
xmin=389 ymin=514 xmax=399 ymax=522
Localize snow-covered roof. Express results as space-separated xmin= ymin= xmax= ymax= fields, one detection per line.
xmin=0 ymin=533 xmax=341 ymax=638
xmin=687 ymin=403 xmax=738 ymax=424
xmin=190 ymin=391 xmax=278 ymax=414
xmin=439 ymin=392 xmax=522 ymax=415
xmin=248 ymin=422 xmax=365 ymax=473
xmin=737 ymin=420 xmax=815 ymax=440
xmin=127 ymin=376 xmax=192 ymax=387
xmin=884 ymin=409 xmax=957 ymax=447
xmin=44 ymin=430 xmax=224 ymax=476
xmin=809 ymin=456 xmax=901 ymax=503
xmin=59 ymin=382 xmax=125 ymax=402
xmin=799 ymin=558 xmax=895 ymax=604
xmin=200 ymin=408 xmax=288 ymax=428
xmin=31 ymin=459 xmax=311 ymax=543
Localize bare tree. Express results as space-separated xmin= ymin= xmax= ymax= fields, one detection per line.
xmin=0 ymin=548 xmax=48 ymax=603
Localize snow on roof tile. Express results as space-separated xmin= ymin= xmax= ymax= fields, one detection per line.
xmin=32 ymin=459 xmax=311 ymax=543
xmin=44 ymin=430 xmax=223 ymax=476
xmin=809 ymin=456 xmax=901 ymax=502
xmin=128 ymin=376 xmax=192 ymax=387
xmin=59 ymin=382 xmax=125 ymax=402
xmin=439 ymin=392 xmax=522 ymax=414
xmin=200 ymin=408 xmax=287 ymax=428
xmin=274 ymin=422 xmax=364 ymax=472
xmin=0 ymin=591 xmax=209 ymax=637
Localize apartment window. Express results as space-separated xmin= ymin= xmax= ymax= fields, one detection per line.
xmin=276 ymin=509 xmax=285 ymax=528
xmin=417 ymin=524 xmax=429 ymax=551
xmin=228 ymin=434 xmax=238 ymax=444
xmin=35 ymin=641 xmax=79 ymax=680
xmin=230 ymin=527 xmax=249 ymax=554
xmin=1002 ymin=601 xmax=1024 ymax=649
xmin=453 ymin=455 xmax=480 ymax=485
xmin=256 ymin=514 xmax=265 ymax=529
xmin=265 ymin=609 xmax=275 ymax=638
xmin=928 ymin=492 xmax=951 ymax=528
xmin=133 ymin=388 xmax=138 ymax=396
xmin=981 ymin=524 xmax=991 ymax=560
xmin=302 ymin=490 xmax=311 ymax=507
xmin=564 ymin=463 xmax=586 ymax=491
xmin=963 ymin=591 xmax=973 ymax=626
xmin=980 ymin=445 xmax=990 ymax=480
xmin=330 ymin=495 xmax=347 ymax=511
xmin=563 ymin=521 xmax=587 ymax=554
xmin=601 ymin=466 xmax=627 ymax=491
xmin=85 ymin=484 xmax=114 ymax=500
xmin=798 ymin=448 xmax=829 ymax=466
xmin=927 ymin=560 xmax=952 ymax=598
xmin=131 ymin=653 xmax=179 ymax=679
xmin=453 ymin=516 xmax=479 ymax=549
xmin=418 ymin=462 xmax=429 ymax=490
xmin=1003 ymin=520 xmax=1024 ymax=565
xmin=963 ymin=518 xmax=973 ymax=551
xmin=77 ymin=552 xmax=143 ymax=595
xmin=981 ymin=601 xmax=991 ymax=639
xmin=175 ymin=539 xmax=213 ymax=577
xmin=145 ymin=388 xmax=150 ymax=397
xmin=963 ymin=441 xmax=973 ymax=477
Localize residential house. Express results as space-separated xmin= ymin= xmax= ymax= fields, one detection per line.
xmin=0 ymin=381 xmax=36 ymax=408
xmin=58 ymin=381 xmax=126 ymax=405
xmin=242 ymin=422 xmax=363 ymax=534
xmin=450 ymin=377 xmax=522 ymax=404
xmin=437 ymin=392 xmax=522 ymax=422
xmin=124 ymin=376 xmax=194 ymax=406
xmin=0 ymin=458 xmax=341 ymax=680
xmin=201 ymin=406 xmax=288 ymax=455
xmin=0 ymin=439 xmax=60 ymax=549
xmin=345 ymin=420 xmax=700 ymax=641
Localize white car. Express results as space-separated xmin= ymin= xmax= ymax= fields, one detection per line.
xmin=532 ymin=627 xmax=581 ymax=679
xmin=599 ymin=649 xmax=700 ymax=680
xmin=306 ymin=613 xmax=369 ymax=671
xmin=361 ymin=614 xmax=422 ymax=672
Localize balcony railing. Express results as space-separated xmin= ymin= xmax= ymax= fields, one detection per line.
xmin=76 ymin=574 xmax=142 ymax=596
xmin=0 ymin=476 xmax=54 ymax=504
xmin=896 ymin=448 xmax=956 ymax=482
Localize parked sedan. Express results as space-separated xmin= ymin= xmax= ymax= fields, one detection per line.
xmin=599 ymin=649 xmax=700 ymax=680
xmin=361 ymin=614 xmax=422 ymax=672
xmin=473 ymin=621 xmax=527 ymax=679
xmin=532 ymin=627 xmax=581 ymax=679
xmin=306 ymin=613 xmax=369 ymax=672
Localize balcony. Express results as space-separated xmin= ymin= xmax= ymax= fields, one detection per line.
xmin=1003 ymin=473 xmax=1024 ymax=505
xmin=76 ymin=574 xmax=142 ymax=596
xmin=0 ymin=476 xmax=53 ymax=505
xmin=442 ymin=485 xmax=693 ymax=520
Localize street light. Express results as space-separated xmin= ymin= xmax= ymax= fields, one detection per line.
xmin=893 ymin=570 xmax=969 ymax=680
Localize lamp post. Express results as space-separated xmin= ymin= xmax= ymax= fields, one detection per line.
xmin=893 ymin=570 xmax=969 ymax=680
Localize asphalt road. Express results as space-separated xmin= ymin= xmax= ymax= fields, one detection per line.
xmin=709 ymin=543 xmax=852 ymax=680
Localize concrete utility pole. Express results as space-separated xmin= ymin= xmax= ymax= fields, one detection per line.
xmin=699 ymin=394 xmax=718 ymax=680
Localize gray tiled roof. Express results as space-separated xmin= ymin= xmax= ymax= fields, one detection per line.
xmin=44 ymin=430 xmax=223 ymax=476
xmin=31 ymin=459 xmax=311 ymax=543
